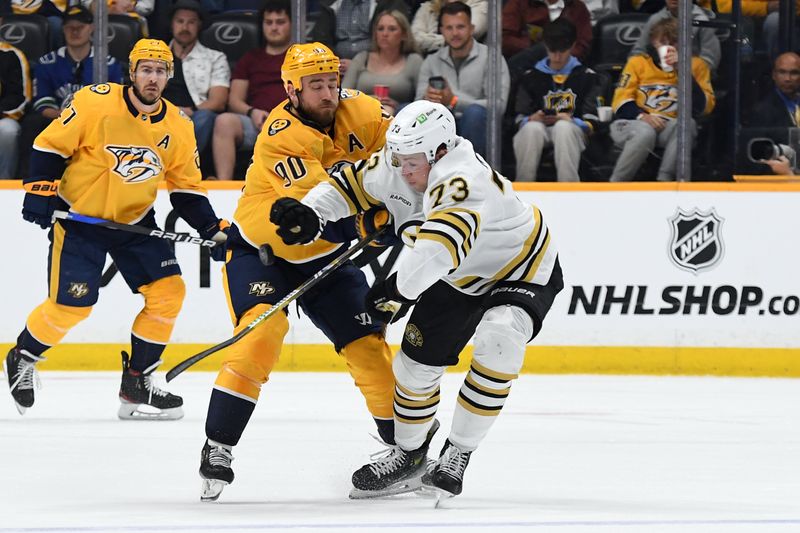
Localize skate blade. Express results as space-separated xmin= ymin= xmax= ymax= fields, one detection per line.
xmin=416 ymin=485 xmax=456 ymax=508
xmin=349 ymin=477 xmax=424 ymax=500
xmin=117 ymin=402 xmax=184 ymax=421
xmin=201 ymin=478 xmax=228 ymax=502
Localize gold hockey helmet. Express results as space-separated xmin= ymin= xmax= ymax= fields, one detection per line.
xmin=281 ymin=42 xmax=340 ymax=92
xmin=128 ymin=39 xmax=174 ymax=80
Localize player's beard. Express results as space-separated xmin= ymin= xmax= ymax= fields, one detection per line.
xmin=297 ymin=94 xmax=337 ymax=127
xmin=133 ymin=84 xmax=160 ymax=106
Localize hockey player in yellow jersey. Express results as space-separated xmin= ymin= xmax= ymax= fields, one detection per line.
xmin=5 ymin=39 xmax=230 ymax=420
xmin=198 ymin=42 xmax=396 ymax=501
xmin=272 ymin=101 xmax=564 ymax=499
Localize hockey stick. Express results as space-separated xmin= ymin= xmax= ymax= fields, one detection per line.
xmin=52 ymin=210 xmax=220 ymax=248
xmin=165 ymin=227 xmax=388 ymax=382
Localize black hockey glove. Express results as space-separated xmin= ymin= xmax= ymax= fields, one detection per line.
xmin=270 ymin=197 xmax=322 ymax=245
xmin=22 ymin=179 xmax=59 ymax=229
xmin=356 ymin=207 xmax=399 ymax=247
xmin=200 ymin=219 xmax=231 ymax=262
xmin=365 ymin=274 xmax=414 ymax=324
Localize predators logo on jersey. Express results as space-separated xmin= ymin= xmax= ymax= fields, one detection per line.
xmin=107 ymin=146 xmax=163 ymax=183
xmin=543 ymin=89 xmax=577 ymax=113
xmin=639 ymin=84 xmax=677 ymax=115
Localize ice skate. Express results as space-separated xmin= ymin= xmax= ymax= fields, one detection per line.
xmin=420 ymin=439 xmax=472 ymax=504
xmin=117 ymin=351 xmax=183 ymax=420
xmin=199 ymin=440 xmax=234 ymax=502
xmin=349 ymin=419 xmax=440 ymax=499
xmin=4 ymin=346 xmax=44 ymax=415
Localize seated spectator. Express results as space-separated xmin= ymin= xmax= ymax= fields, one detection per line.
xmin=747 ymin=52 xmax=800 ymax=127
xmin=211 ymin=0 xmax=292 ymax=181
xmin=11 ymin=0 xmax=92 ymax=48
xmin=310 ymin=0 xmax=410 ymax=74
xmin=18 ymin=6 xmax=122 ymax=179
xmin=163 ymin=0 xmax=230 ymax=156
xmin=609 ymin=18 xmax=715 ymax=182
xmin=342 ymin=9 xmax=422 ymax=115
xmin=501 ymin=0 xmax=592 ymax=62
xmin=411 ymin=0 xmax=486 ymax=54
xmin=416 ymin=1 xmax=509 ymax=157
xmin=629 ymin=0 xmax=720 ymax=71
xmin=512 ymin=19 xmax=600 ymax=182
xmin=1 ymin=15 xmax=31 ymax=179
xmin=108 ymin=0 xmax=153 ymax=37
xmin=583 ymin=0 xmax=618 ymax=25
xmin=709 ymin=0 xmax=800 ymax=60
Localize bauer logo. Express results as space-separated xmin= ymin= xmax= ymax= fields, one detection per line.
xmin=668 ymin=208 xmax=724 ymax=274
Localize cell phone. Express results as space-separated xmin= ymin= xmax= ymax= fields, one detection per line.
xmin=429 ymin=76 xmax=446 ymax=90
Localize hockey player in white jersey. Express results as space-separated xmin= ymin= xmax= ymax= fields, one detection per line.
xmin=270 ymin=100 xmax=564 ymax=499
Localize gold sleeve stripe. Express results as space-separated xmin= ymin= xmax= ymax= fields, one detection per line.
xmin=395 ymin=383 xmax=438 ymax=399
xmin=457 ymin=394 xmax=503 ymax=416
xmin=328 ymin=165 xmax=370 ymax=212
xmin=455 ymin=275 xmax=481 ymax=288
xmin=465 ymin=374 xmax=510 ymax=398
xmin=351 ymin=160 xmax=382 ymax=207
xmin=342 ymin=164 xmax=374 ymax=211
xmin=521 ymin=229 xmax=552 ymax=282
xmin=428 ymin=217 xmax=472 ymax=259
xmin=472 ymin=360 xmax=518 ymax=382
xmin=326 ymin=174 xmax=358 ymax=214
xmin=417 ymin=229 xmax=459 ymax=269
xmin=492 ymin=206 xmax=543 ymax=281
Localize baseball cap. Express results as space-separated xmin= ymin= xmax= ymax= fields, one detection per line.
xmin=170 ymin=0 xmax=205 ymax=22
xmin=63 ymin=5 xmax=94 ymax=24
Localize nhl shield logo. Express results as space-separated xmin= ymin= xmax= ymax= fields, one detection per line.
xmin=668 ymin=208 xmax=725 ymax=273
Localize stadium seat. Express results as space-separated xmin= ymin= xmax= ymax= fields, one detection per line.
xmin=200 ymin=12 xmax=260 ymax=68
xmin=0 ymin=14 xmax=50 ymax=65
xmin=107 ymin=15 xmax=143 ymax=65
xmin=588 ymin=13 xmax=650 ymax=81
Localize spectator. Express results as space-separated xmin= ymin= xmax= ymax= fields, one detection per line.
xmin=512 ymin=19 xmax=601 ymax=182
xmin=108 ymin=0 xmax=153 ymax=37
xmin=1 ymin=15 xmax=30 ymax=179
xmin=583 ymin=0 xmax=618 ymax=25
xmin=628 ymin=0 xmax=720 ymax=71
xmin=211 ymin=0 xmax=292 ymax=181
xmin=10 ymin=0 xmax=92 ymax=49
xmin=609 ymin=18 xmax=715 ymax=182
xmin=342 ymin=9 xmax=423 ymax=115
xmin=747 ymin=52 xmax=800 ymax=127
xmin=411 ymin=0 xmax=487 ymax=53
xmin=501 ymin=0 xmax=593 ymax=62
xmin=416 ymin=1 xmax=509 ymax=157
xmin=310 ymin=0 xmax=410 ymax=73
xmin=163 ymin=0 xmax=230 ymax=156
xmin=710 ymin=0 xmax=800 ymax=60
xmin=18 ymin=6 xmax=122 ymax=179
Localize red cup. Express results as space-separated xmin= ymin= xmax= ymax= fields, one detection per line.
xmin=373 ymin=85 xmax=390 ymax=99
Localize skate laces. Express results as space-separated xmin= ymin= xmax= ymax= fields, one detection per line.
xmin=207 ymin=445 xmax=233 ymax=468
xmin=367 ymin=444 xmax=408 ymax=478
xmin=437 ymin=445 xmax=469 ymax=481
xmin=143 ymin=374 xmax=169 ymax=398
xmin=10 ymin=356 xmax=41 ymax=394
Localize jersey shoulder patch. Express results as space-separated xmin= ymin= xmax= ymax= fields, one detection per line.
xmin=267 ymin=118 xmax=291 ymax=136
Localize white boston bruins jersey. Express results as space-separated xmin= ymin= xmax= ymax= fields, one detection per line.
xmin=304 ymin=137 xmax=559 ymax=300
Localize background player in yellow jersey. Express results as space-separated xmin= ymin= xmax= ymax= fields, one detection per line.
xmin=4 ymin=40 xmax=229 ymax=420
xmin=198 ymin=43 xmax=396 ymax=501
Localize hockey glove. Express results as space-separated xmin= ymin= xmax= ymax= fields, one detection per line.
xmin=270 ymin=197 xmax=322 ymax=245
xmin=356 ymin=207 xmax=399 ymax=247
xmin=22 ymin=180 xmax=59 ymax=229
xmin=365 ymin=274 xmax=414 ymax=324
xmin=200 ymin=219 xmax=231 ymax=262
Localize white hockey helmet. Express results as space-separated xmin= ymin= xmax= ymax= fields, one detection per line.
xmin=385 ymin=100 xmax=456 ymax=164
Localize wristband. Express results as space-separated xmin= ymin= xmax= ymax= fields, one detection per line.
xmin=246 ymin=107 xmax=255 ymax=118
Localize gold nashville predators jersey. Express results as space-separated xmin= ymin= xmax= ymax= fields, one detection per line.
xmin=612 ymin=55 xmax=715 ymax=119
xmin=233 ymin=89 xmax=391 ymax=263
xmin=33 ymin=83 xmax=206 ymax=224
xmin=303 ymin=138 xmax=559 ymax=299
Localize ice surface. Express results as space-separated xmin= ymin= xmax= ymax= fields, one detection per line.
xmin=1 ymin=372 xmax=798 ymax=532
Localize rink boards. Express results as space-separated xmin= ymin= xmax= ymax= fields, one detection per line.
xmin=1 ymin=181 xmax=798 ymax=377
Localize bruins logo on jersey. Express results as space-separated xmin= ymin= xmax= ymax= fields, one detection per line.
xmin=404 ymin=323 xmax=424 ymax=347
xmin=544 ymin=89 xmax=577 ymax=113
xmin=640 ymin=84 xmax=677 ymax=115
xmin=268 ymin=119 xmax=291 ymax=136
xmin=106 ymin=145 xmax=163 ymax=183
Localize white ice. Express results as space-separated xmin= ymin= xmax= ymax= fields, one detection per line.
xmin=0 ymin=372 xmax=798 ymax=533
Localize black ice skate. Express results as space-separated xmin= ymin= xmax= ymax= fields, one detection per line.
xmin=118 ymin=351 xmax=183 ymax=420
xmin=349 ymin=419 xmax=440 ymax=499
xmin=4 ymin=346 xmax=44 ymax=415
xmin=199 ymin=439 xmax=234 ymax=502
xmin=421 ymin=439 xmax=473 ymax=502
